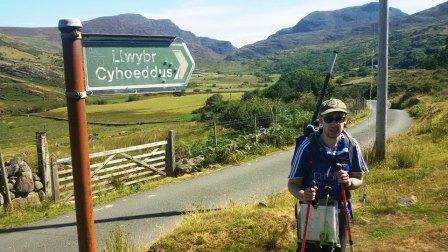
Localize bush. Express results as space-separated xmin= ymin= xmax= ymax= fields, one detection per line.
xmin=194 ymin=94 xmax=228 ymax=121
xmin=91 ymin=99 xmax=108 ymax=105
xmin=262 ymin=125 xmax=296 ymax=147
xmin=173 ymin=90 xmax=186 ymax=96
xmin=219 ymin=97 xmax=273 ymax=132
xmin=391 ymin=146 xmax=420 ymax=169
xmin=126 ymin=94 xmax=140 ymax=102
xmin=409 ymin=104 xmax=424 ymax=117
xmin=264 ymin=69 xmax=319 ymax=102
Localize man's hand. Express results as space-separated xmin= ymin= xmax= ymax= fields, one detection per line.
xmin=301 ymin=185 xmax=318 ymax=202
xmin=336 ymin=170 xmax=351 ymax=187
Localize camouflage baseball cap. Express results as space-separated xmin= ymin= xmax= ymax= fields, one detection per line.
xmin=319 ymin=98 xmax=348 ymax=115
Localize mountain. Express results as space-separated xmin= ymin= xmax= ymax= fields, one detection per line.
xmin=229 ymin=2 xmax=408 ymax=60
xmin=0 ymin=14 xmax=237 ymax=60
xmin=275 ymin=2 xmax=407 ymax=36
xmin=81 ymin=14 xmax=237 ymax=59
xmin=225 ymin=1 xmax=448 ymax=75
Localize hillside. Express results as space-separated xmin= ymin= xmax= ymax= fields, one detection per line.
xmin=228 ymin=2 xmax=448 ymax=74
xmin=0 ymin=14 xmax=237 ymax=62
xmin=275 ymin=2 xmax=407 ymax=36
xmin=229 ymin=2 xmax=408 ymax=60
xmin=234 ymin=2 xmax=448 ymax=73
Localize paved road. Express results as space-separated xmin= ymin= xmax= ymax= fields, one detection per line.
xmin=0 ymin=101 xmax=411 ymax=251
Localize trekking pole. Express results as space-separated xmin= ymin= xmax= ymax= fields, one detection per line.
xmin=300 ymin=181 xmax=316 ymax=252
xmin=310 ymin=51 xmax=338 ymax=126
xmin=337 ymin=163 xmax=355 ymax=252
xmin=304 ymin=51 xmax=338 ymax=135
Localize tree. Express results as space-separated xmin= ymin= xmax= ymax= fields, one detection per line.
xmin=438 ymin=37 xmax=448 ymax=68
xmin=264 ymin=69 xmax=323 ymax=102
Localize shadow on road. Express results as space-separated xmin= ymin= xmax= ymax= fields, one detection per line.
xmin=0 ymin=208 xmax=221 ymax=234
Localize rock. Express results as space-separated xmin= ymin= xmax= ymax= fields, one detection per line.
xmin=174 ymin=159 xmax=202 ymax=176
xmin=33 ymin=173 xmax=41 ymax=182
xmin=11 ymin=192 xmax=41 ymax=209
xmin=18 ymin=163 xmax=33 ymax=180
xmin=192 ymin=156 xmax=205 ymax=166
xmin=397 ymin=195 xmax=417 ymax=207
xmin=14 ymin=175 xmax=34 ymax=195
xmin=8 ymin=178 xmax=16 ymax=186
xmin=228 ymin=143 xmax=238 ymax=152
xmin=38 ymin=190 xmax=46 ymax=201
xmin=257 ymin=201 xmax=268 ymax=208
xmin=34 ymin=181 xmax=44 ymax=191
xmin=0 ymin=193 xmax=3 ymax=205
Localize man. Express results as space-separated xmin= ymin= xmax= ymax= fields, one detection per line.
xmin=288 ymin=98 xmax=368 ymax=252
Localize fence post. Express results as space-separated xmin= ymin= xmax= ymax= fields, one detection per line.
xmin=165 ymin=130 xmax=175 ymax=177
xmin=0 ymin=151 xmax=13 ymax=211
xmin=50 ymin=157 xmax=60 ymax=202
xmin=273 ymin=107 xmax=276 ymax=125
xmin=254 ymin=116 xmax=258 ymax=143
xmin=36 ymin=132 xmax=52 ymax=198
xmin=213 ymin=122 xmax=218 ymax=147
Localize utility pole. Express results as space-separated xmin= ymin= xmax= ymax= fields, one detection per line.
xmin=376 ymin=0 xmax=388 ymax=160
xmin=58 ymin=19 xmax=96 ymax=251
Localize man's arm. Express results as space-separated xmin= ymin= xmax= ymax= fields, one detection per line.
xmin=347 ymin=172 xmax=363 ymax=190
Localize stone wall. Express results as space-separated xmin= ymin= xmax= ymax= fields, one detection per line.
xmin=0 ymin=157 xmax=45 ymax=208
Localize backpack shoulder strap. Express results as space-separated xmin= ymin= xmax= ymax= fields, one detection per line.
xmin=342 ymin=130 xmax=355 ymax=167
xmin=303 ymin=130 xmax=321 ymax=183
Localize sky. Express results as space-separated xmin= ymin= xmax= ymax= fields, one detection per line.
xmin=0 ymin=0 xmax=447 ymax=48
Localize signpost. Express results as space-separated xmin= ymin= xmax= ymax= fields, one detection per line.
xmin=58 ymin=18 xmax=195 ymax=252
xmin=83 ymin=34 xmax=195 ymax=94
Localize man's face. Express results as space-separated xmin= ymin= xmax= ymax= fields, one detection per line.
xmin=318 ymin=112 xmax=347 ymax=139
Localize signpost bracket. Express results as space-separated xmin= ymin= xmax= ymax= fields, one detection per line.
xmin=66 ymin=91 xmax=87 ymax=100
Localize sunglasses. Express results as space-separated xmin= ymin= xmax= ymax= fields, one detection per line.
xmin=323 ymin=115 xmax=346 ymax=123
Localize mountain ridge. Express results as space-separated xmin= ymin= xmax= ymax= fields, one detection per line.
xmin=229 ymin=2 xmax=411 ymax=60
xmin=0 ymin=13 xmax=237 ymax=60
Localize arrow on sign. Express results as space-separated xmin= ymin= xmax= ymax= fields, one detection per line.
xmin=173 ymin=49 xmax=188 ymax=80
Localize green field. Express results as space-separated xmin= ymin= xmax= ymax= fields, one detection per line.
xmin=0 ymin=93 xmax=243 ymax=167
xmin=187 ymin=72 xmax=279 ymax=92
xmin=41 ymin=93 xmax=242 ymax=124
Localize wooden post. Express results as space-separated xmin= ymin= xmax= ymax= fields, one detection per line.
xmin=0 ymin=151 xmax=13 ymax=211
xmin=36 ymin=132 xmax=52 ymax=198
xmin=292 ymin=112 xmax=296 ymax=128
xmin=165 ymin=130 xmax=175 ymax=177
xmin=254 ymin=116 xmax=258 ymax=143
xmin=274 ymin=108 xmax=278 ymax=124
xmin=213 ymin=122 xmax=218 ymax=147
xmin=50 ymin=157 xmax=60 ymax=202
